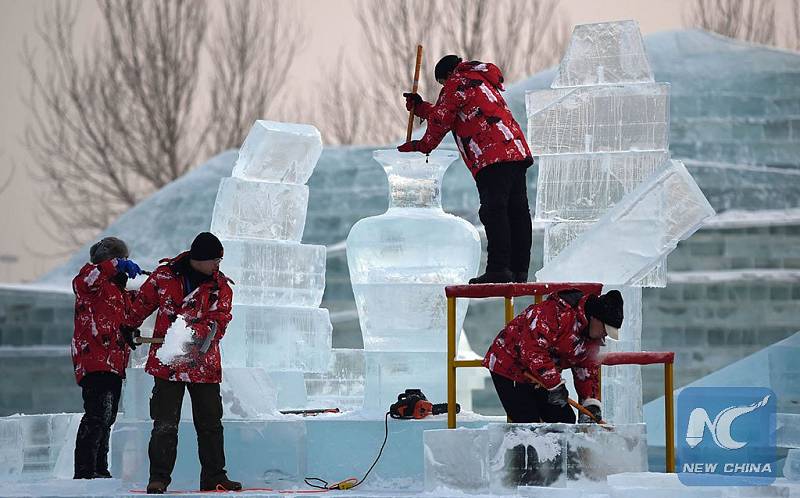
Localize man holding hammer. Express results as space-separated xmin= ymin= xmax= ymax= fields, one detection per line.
xmin=398 ymin=55 xmax=534 ymax=284
xmin=123 ymin=232 xmax=240 ymax=494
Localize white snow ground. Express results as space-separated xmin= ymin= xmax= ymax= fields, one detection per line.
xmin=4 ymin=473 xmax=800 ymax=497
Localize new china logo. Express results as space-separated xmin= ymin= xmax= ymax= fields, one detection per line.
xmin=678 ymin=387 xmax=776 ymax=486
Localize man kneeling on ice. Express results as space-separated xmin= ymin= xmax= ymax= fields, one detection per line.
xmin=483 ymin=289 xmax=624 ymax=424
xmin=124 ymin=232 xmax=240 ymax=494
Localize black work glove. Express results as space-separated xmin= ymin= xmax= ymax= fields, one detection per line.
xmin=120 ymin=325 xmax=140 ymax=350
xmin=578 ymin=404 xmax=603 ymax=424
xmin=403 ymin=92 xmax=423 ymax=111
xmin=546 ymin=383 xmax=569 ymax=408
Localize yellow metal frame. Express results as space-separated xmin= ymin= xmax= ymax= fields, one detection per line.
xmin=446 ymin=293 xmax=676 ymax=473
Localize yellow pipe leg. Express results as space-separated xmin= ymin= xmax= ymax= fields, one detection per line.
xmin=665 ymin=362 xmax=675 ymax=473
xmin=447 ymin=297 xmax=457 ymax=429
xmin=504 ymin=297 xmax=514 ymax=324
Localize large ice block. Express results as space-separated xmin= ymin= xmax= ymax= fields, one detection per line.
xmin=536 ymin=160 xmax=715 ymax=285
xmin=543 ymin=222 xmax=667 ymax=287
xmin=362 ymin=351 xmax=447 ymax=412
xmin=121 ymin=367 xmax=278 ymax=420
xmin=785 ymin=449 xmax=800 ymax=480
xmin=526 ymin=84 xmax=669 ymax=155
xmin=424 ymin=428 xmax=489 ymax=492
xmin=305 ymin=348 xmax=365 ymax=410
xmin=221 ymin=305 xmax=332 ymax=372
xmin=535 ymin=151 xmax=671 ymax=222
xmin=112 ymin=419 xmax=307 ymax=489
xmin=0 ymin=418 xmax=23 ymax=478
xmin=231 ymin=120 xmax=322 ymax=184
xmin=487 ymin=423 xmax=647 ymax=493
xmin=210 ymin=178 xmax=309 ymax=241
xmin=220 ymin=238 xmax=326 ymax=307
xmin=553 ymin=20 xmax=655 ymax=88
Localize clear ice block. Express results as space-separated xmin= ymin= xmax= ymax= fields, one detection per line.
xmin=220 ymin=305 xmax=332 ymax=373
xmin=231 ymin=120 xmax=322 ymax=185
xmin=424 ymin=428 xmax=489 ymax=492
xmin=210 ymin=178 xmax=309 ymax=241
xmin=487 ymin=423 xmax=647 ymax=493
xmin=776 ymin=413 xmax=800 ymax=448
xmin=362 ymin=351 xmax=446 ymax=412
xmin=600 ymin=287 xmax=643 ymax=424
xmin=0 ymin=418 xmax=23 ymax=477
xmin=536 ymin=160 xmax=715 ymax=285
xmin=220 ymin=238 xmax=326 ymax=307
xmin=535 ymin=152 xmax=671 ymax=222
xmin=305 ymin=349 xmax=365 ymax=410
xmin=526 ymin=84 xmax=669 ymax=155
xmin=543 ymin=222 xmax=667 ymax=287
xmin=121 ymin=367 xmax=278 ymax=420
xmin=553 ymin=20 xmax=655 ymax=88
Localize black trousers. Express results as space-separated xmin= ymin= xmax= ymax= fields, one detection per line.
xmin=74 ymin=371 xmax=122 ymax=479
xmin=491 ymin=372 xmax=575 ymax=423
xmin=475 ymin=162 xmax=533 ymax=273
xmin=148 ymin=377 xmax=227 ymax=487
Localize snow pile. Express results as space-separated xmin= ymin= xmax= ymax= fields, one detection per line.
xmin=154 ymin=317 xmax=194 ymax=365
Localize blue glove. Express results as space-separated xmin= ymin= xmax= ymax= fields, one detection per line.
xmin=116 ymin=259 xmax=143 ymax=279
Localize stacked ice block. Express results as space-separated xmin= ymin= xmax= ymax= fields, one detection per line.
xmin=529 ymin=21 xmax=713 ymax=425
xmin=215 ymin=121 xmax=332 ymax=409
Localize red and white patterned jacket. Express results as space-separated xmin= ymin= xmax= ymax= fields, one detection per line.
xmin=483 ymin=290 xmax=602 ymax=404
xmin=126 ymin=252 xmax=233 ymax=384
xmin=414 ymin=61 xmax=533 ymax=177
xmin=71 ymin=259 xmax=135 ymax=384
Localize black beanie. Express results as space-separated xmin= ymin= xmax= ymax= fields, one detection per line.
xmin=190 ymin=232 xmax=224 ymax=261
xmin=584 ymin=290 xmax=624 ymax=329
xmin=435 ymin=55 xmax=462 ymax=82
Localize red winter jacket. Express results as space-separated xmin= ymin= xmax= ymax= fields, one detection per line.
xmin=414 ymin=61 xmax=533 ymax=178
xmin=483 ymin=289 xmax=602 ymax=404
xmin=71 ymin=259 xmax=135 ymax=384
xmin=126 ymin=252 xmax=233 ymax=384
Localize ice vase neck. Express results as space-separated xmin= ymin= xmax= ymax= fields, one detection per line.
xmin=373 ymin=149 xmax=459 ymax=209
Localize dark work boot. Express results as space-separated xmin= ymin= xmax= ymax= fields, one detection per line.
xmin=512 ymin=271 xmax=528 ymax=283
xmin=146 ymin=480 xmax=168 ymax=494
xmin=201 ymin=477 xmax=242 ymax=491
xmin=469 ymin=269 xmax=513 ymax=285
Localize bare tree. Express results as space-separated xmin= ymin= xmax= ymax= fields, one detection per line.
xmin=0 ymin=161 xmax=13 ymax=197
xmin=207 ymin=0 xmax=305 ymax=152
xmin=315 ymin=0 xmax=569 ymax=145
xmin=315 ymin=53 xmax=375 ymax=145
xmin=444 ymin=0 xmax=569 ymax=83
xmin=23 ymin=0 xmax=209 ymax=246
xmin=790 ymin=0 xmax=800 ymax=50
xmin=685 ymin=0 xmax=777 ymax=45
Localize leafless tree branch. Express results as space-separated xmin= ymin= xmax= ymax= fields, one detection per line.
xmin=314 ymin=0 xmax=569 ymax=145
xmin=207 ymin=0 xmax=306 ymax=152
xmin=685 ymin=0 xmax=777 ymax=45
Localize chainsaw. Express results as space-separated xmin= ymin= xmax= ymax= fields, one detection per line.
xmin=389 ymin=389 xmax=460 ymax=420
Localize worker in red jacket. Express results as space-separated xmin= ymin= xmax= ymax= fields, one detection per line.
xmin=483 ymin=289 xmax=624 ymax=424
xmin=124 ymin=232 xmax=240 ymax=494
xmin=71 ymin=237 xmax=143 ymax=479
xmin=399 ymin=55 xmax=534 ymax=284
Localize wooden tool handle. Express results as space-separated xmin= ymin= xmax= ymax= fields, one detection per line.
xmin=134 ymin=337 xmax=164 ymax=344
xmin=523 ymin=372 xmax=609 ymax=425
xmin=405 ymin=44 xmax=423 ymax=142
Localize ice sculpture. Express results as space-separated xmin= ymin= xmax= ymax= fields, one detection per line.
xmin=347 ymin=149 xmax=480 ymax=410
xmin=231 ymin=120 xmax=323 ymax=184
xmin=528 ymin=20 xmax=713 ymax=427
xmin=785 ymin=449 xmax=800 ymax=480
xmin=536 ymin=160 xmax=715 ymax=284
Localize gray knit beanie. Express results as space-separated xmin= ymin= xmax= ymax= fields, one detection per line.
xmin=89 ymin=237 xmax=129 ymax=264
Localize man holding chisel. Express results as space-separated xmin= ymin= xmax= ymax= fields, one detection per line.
xmin=124 ymin=232 xmax=241 ymax=494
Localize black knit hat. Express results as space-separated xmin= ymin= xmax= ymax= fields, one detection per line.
xmin=190 ymin=232 xmax=224 ymax=261
xmin=89 ymin=237 xmax=129 ymax=264
xmin=435 ymin=55 xmax=462 ymax=82
xmin=584 ymin=290 xmax=624 ymax=329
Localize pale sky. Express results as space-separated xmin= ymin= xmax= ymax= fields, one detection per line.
xmin=0 ymin=0 xmax=742 ymax=282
